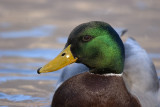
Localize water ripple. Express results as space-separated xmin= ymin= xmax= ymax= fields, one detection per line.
xmin=0 ymin=25 xmax=55 ymax=38
xmin=0 ymin=92 xmax=44 ymax=102
xmin=0 ymin=49 xmax=61 ymax=60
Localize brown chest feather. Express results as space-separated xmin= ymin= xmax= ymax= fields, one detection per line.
xmin=52 ymin=72 xmax=141 ymax=107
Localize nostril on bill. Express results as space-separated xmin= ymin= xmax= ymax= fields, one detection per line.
xmin=37 ymin=67 xmax=42 ymax=74
xmin=61 ymin=53 xmax=66 ymax=56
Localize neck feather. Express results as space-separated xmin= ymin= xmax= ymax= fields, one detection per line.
xmin=89 ymin=68 xmax=121 ymax=74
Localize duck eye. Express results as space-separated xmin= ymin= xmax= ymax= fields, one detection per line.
xmin=82 ymin=35 xmax=93 ymax=42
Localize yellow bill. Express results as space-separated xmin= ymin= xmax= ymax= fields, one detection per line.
xmin=37 ymin=45 xmax=77 ymax=74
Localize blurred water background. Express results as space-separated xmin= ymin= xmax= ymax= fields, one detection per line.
xmin=0 ymin=0 xmax=160 ymax=106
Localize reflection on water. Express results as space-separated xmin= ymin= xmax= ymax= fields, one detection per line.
xmin=0 ymin=25 xmax=55 ymax=38
xmin=0 ymin=62 xmax=44 ymax=70
xmin=136 ymin=1 xmax=148 ymax=10
xmin=0 ymin=48 xmax=61 ymax=106
xmin=149 ymin=53 xmax=160 ymax=59
xmin=0 ymin=92 xmax=44 ymax=102
xmin=0 ymin=69 xmax=59 ymax=82
xmin=57 ymin=37 xmax=68 ymax=44
xmin=0 ymin=22 xmax=11 ymax=28
xmin=0 ymin=49 xmax=61 ymax=60
xmin=0 ymin=22 xmax=59 ymax=106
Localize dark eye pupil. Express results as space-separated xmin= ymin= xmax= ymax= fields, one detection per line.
xmin=82 ymin=35 xmax=92 ymax=42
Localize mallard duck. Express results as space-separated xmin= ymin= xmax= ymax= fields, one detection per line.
xmin=37 ymin=21 xmax=159 ymax=107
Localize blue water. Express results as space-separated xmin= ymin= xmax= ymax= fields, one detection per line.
xmin=0 ymin=24 xmax=58 ymax=106
xmin=0 ymin=70 xmax=59 ymax=83
xmin=0 ymin=49 xmax=60 ymax=105
xmin=0 ymin=22 xmax=11 ymax=28
xmin=136 ymin=1 xmax=148 ymax=10
xmin=57 ymin=37 xmax=68 ymax=44
xmin=0 ymin=48 xmax=62 ymax=83
xmin=0 ymin=62 xmax=44 ymax=70
xmin=0 ymin=49 xmax=61 ymax=60
xmin=0 ymin=25 xmax=55 ymax=38
xmin=0 ymin=92 xmax=44 ymax=102
xmin=149 ymin=53 xmax=160 ymax=59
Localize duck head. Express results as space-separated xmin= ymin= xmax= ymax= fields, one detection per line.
xmin=37 ymin=21 xmax=125 ymax=74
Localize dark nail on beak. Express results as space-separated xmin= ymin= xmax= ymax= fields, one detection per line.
xmin=37 ymin=67 xmax=42 ymax=74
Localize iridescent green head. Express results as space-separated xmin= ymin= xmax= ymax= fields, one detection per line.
xmin=65 ymin=21 xmax=125 ymax=74
xmin=37 ymin=21 xmax=125 ymax=74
